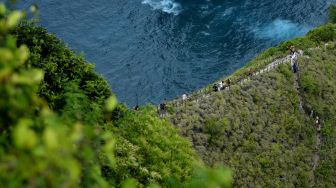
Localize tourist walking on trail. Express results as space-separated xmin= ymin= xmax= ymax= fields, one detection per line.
xmin=291 ymin=51 xmax=299 ymax=73
xmin=291 ymin=50 xmax=297 ymax=64
xmin=227 ymin=79 xmax=231 ymax=86
xmin=248 ymin=69 xmax=253 ymax=78
xmin=182 ymin=94 xmax=187 ymax=101
xmin=226 ymin=79 xmax=231 ymax=90
xmin=158 ymin=102 xmax=166 ymax=117
xmin=289 ymin=45 xmax=296 ymax=55
xmin=316 ymin=116 xmax=322 ymax=133
xmin=182 ymin=94 xmax=188 ymax=109
xmin=213 ymin=83 xmax=218 ymax=92
xmin=182 ymin=94 xmax=188 ymax=105
xmin=221 ymin=80 xmax=227 ymax=91
xmin=292 ymin=61 xmax=299 ymax=73
xmin=217 ymin=82 xmax=224 ymax=91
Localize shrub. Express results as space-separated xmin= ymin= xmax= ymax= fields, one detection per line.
xmin=301 ymin=74 xmax=318 ymax=95
xmin=307 ymin=24 xmax=336 ymax=43
xmin=328 ymin=5 xmax=336 ymax=23
xmin=107 ymin=106 xmax=203 ymax=186
xmin=204 ymin=118 xmax=229 ymax=143
xmin=13 ymin=23 xmax=112 ymax=111
xmin=279 ymin=36 xmax=316 ymax=52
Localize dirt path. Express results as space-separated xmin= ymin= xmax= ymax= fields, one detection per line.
xmin=311 ymin=125 xmax=322 ymax=187
xmin=168 ymin=50 xmax=310 ymax=106
xmin=313 ymin=133 xmax=322 ymax=171
xmin=170 ymin=54 xmax=297 ymax=105
xmin=293 ymin=62 xmax=322 ymax=185
xmin=294 ymin=72 xmax=304 ymax=111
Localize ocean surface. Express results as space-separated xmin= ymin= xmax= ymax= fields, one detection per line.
xmin=15 ymin=0 xmax=336 ymax=106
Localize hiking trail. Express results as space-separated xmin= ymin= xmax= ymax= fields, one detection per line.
xmin=292 ymin=56 xmax=322 ymax=185
xmin=170 ymin=50 xmax=304 ymax=105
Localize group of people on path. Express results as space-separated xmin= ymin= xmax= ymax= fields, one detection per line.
xmin=290 ymin=45 xmax=323 ymax=133
xmin=213 ymin=79 xmax=232 ymax=92
xmin=157 ymin=94 xmax=188 ymax=116
xmin=290 ymin=46 xmax=323 ymax=132
xmin=161 ymin=45 xmax=300 ymax=109
xmin=211 ymin=46 xmax=299 ymax=93
xmin=153 ymin=45 xmax=316 ymax=121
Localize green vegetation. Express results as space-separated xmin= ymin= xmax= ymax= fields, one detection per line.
xmin=299 ymin=47 xmax=336 ymax=186
xmin=169 ymin=64 xmax=315 ymax=187
xmin=168 ymin=21 xmax=336 ymax=187
xmin=1 ymin=2 xmax=336 ymax=187
xmin=13 ymin=22 xmax=112 ymax=111
xmin=0 ymin=4 xmax=232 ymax=188
xmin=0 ymin=8 xmax=116 ymax=188
xmin=104 ymin=106 xmax=203 ymax=186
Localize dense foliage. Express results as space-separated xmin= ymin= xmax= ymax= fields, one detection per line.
xmin=168 ymin=23 xmax=336 ymax=187
xmin=107 ymin=107 xmax=199 ymax=185
xmin=0 ymin=7 xmax=116 ymax=187
xmin=13 ymin=22 xmax=112 ymax=111
xmin=169 ymin=65 xmax=314 ymax=187
xmin=0 ymin=4 xmax=232 ymax=187
xmin=2 ymin=2 xmax=336 ymax=187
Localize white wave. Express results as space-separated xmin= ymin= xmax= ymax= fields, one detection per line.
xmin=201 ymin=31 xmax=211 ymax=36
xmin=222 ymin=7 xmax=234 ymax=17
xmin=142 ymin=0 xmax=182 ymax=16
xmin=253 ymin=19 xmax=311 ymax=41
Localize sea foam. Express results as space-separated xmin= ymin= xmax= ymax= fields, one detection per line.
xmin=142 ymin=0 xmax=182 ymax=15
xmin=253 ymin=19 xmax=311 ymax=41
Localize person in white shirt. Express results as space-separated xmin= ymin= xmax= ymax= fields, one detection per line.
xmin=291 ymin=52 xmax=297 ymax=65
xmin=316 ymin=116 xmax=322 ymax=132
xmin=291 ymin=52 xmax=298 ymax=73
xmin=221 ymin=81 xmax=227 ymax=90
xmin=182 ymin=94 xmax=187 ymax=101
xmin=218 ymin=82 xmax=223 ymax=91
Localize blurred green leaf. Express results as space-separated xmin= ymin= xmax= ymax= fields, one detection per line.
xmin=6 ymin=11 xmax=22 ymax=29
xmin=106 ymin=96 xmax=117 ymax=112
xmin=0 ymin=3 xmax=6 ymax=16
xmin=13 ymin=119 xmax=37 ymax=149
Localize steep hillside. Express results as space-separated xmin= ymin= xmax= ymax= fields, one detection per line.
xmin=167 ymin=24 xmax=336 ymax=187
xmin=2 ymin=3 xmax=336 ymax=187
xmin=299 ymin=47 xmax=336 ymax=186
xmin=0 ymin=6 xmax=231 ymax=188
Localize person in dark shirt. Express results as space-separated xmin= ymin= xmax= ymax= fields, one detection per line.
xmin=292 ymin=62 xmax=298 ymax=73
xmin=213 ymin=83 xmax=218 ymax=92
xmin=248 ymin=69 xmax=253 ymax=78
xmin=227 ymin=79 xmax=231 ymax=86
xmin=226 ymin=79 xmax=231 ymax=89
